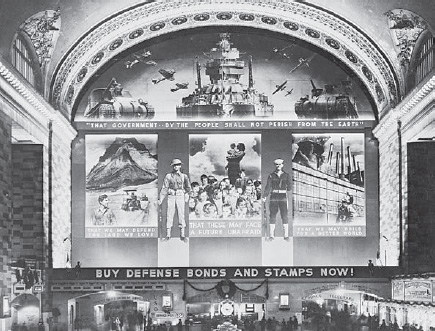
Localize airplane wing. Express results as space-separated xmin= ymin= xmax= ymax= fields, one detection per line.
xmin=160 ymin=69 xmax=176 ymax=77
xmin=272 ymin=81 xmax=287 ymax=95
xmin=289 ymin=54 xmax=316 ymax=73
xmin=272 ymin=87 xmax=280 ymax=95
xmin=289 ymin=62 xmax=303 ymax=74
xmin=133 ymin=51 xmax=151 ymax=61
xmin=285 ymin=88 xmax=294 ymax=96
xmin=303 ymin=54 xmax=316 ymax=67
xmin=270 ymin=44 xmax=294 ymax=59
xmin=306 ymin=54 xmax=316 ymax=62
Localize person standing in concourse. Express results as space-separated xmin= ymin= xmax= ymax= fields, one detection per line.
xmin=263 ymin=158 xmax=291 ymax=240
xmin=159 ymin=158 xmax=191 ymax=242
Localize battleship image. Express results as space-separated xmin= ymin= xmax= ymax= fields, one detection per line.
xmin=176 ymin=33 xmax=274 ymax=119
xmin=295 ymin=80 xmax=359 ymax=119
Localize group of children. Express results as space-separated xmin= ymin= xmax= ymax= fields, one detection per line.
xmin=188 ymin=173 xmax=262 ymax=219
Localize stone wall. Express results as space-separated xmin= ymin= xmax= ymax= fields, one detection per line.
xmin=0 ymin=110 xmax=12 ymax=297
xmin=374 ymin=75 xmax=435 ymax=271
xmin=377 ymin=127 xmax=401 ymax=266
xmin=11 ymin=144 xmax=44 ymax=265
xmin=51 ymin=124 xmax=74 ymax=269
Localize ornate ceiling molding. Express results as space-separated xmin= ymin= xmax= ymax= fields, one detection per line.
xmin=50 ymin=0 xmax=401 ymax=118
xmin=20 ymin=9 xmax=61 ymax=71
xmin=374 ymin=75 xmax=435 ymax=140
xmin=0 ymin=59 xmax=77 ymax=144
xmin=384 ymin=9 xmax=427 ymax=67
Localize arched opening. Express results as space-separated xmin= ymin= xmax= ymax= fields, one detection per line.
xmin=302 ymin=289 xmax=381 ymax=329
xmin=71 ymin=28 xmax=378 ymax=123
xmin=50 ymin=0 xmax=399 ymax=119
xmin=10 ymin=33 xmax=43 ymax=93
xmin=10 ymin=293 xmax=41 ymax=330
xmin=67 ymin=291 xmax=149 ymax=331
xmin=406 ymin=30 xmax=434 ymax=93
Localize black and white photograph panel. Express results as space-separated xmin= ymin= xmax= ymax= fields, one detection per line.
xmin=85 ymin=134 xmax=159 ymax=238
xmin=188 ymin=133 xmax=262 ymax=237
xmin=292 ymin=133 xmax=365 ymax=237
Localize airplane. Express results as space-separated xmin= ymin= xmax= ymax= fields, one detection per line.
xmin=272 ymin=80 xmax=287 ymax=95
xmin=171 ymin=82 xmax=189 ymax=92
xmin=124 ymin=51 xmax=152 ymax=69
xmin=271 ymin=44 xmax=294 ymax=60
xmin=288 ymin=54 xmax=316 ymax=74
xmin=152 ymin=69 xmax=176 ymax=84
xmin=145 ymin=60 xmax=157 ymax=66
xmin=284 ymin=88 xmax=294 ymax=97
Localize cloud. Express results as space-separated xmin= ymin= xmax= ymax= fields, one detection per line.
xmin=189 ymin=134 xmax=261 ymax=182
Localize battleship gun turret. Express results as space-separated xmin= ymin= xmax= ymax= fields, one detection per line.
xmin=176 ymin=33 xmax=273 ymax=118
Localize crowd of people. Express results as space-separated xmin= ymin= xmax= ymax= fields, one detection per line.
xmin=188 ymin=172 xmax=262 ymax=219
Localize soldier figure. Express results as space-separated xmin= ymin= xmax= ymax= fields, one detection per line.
xmin=158 ymin=159 xmax=191 ymax=242
xmin=263 ymin=159 xmax=291 ymax=240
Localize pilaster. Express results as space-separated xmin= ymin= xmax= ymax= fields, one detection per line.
xmin=373 ymin=73 xmax=435 ymax=268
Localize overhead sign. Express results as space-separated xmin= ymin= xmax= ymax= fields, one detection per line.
xmin=78 ymin=120 xmax=372 ymax=131
xmin=404 ymin=281 xmax=431 ymax=302
xmin=13 ymin=283 xmax=26 ymax=295
xmin=153 ymin=311 xmax=184 ymax=320
xmin=52 ymin=266 xmax=402 ymax=281
xmin=33 ymin=284 xmax=44 ymax=293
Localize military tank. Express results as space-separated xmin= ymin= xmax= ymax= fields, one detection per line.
xmin=84 ymin=78 xmax=155 ymax=119
xmin=295 ymin=80 xmax=359 ymax=119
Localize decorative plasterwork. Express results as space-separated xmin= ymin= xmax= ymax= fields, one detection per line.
xmin=0 ymin=59 xmax=76 ymax=144
xmin=20 ymin=9 xmax=61 ymax=70
xmin=374 ymin=75 xmax=435 ymax=140
xmin=50 ymin=0 xmax=401 ymax=119
xmin=384 ymin=9 xmax=427 ymax=67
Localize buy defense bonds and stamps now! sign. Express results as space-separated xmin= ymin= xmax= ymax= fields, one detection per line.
xmin=53 ymin=266 xmax=397 ymax=280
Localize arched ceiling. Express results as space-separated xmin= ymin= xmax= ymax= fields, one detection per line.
xmin=50 ymin=0 xmax=401 ymax=120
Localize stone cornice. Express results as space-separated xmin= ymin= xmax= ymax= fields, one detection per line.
xmin=400 ymin=98 xmax=435 ymax=141
xmin=373 ymin=74 xmax=435 ymax=143
xmin=50 ymin=0 xmax=401 ymax=120
xmin=0 ymin=59 xmax=76 ymax=145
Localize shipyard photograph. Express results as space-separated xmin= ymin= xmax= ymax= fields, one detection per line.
xmin=291 ymin=133 xmax=366 ymax=237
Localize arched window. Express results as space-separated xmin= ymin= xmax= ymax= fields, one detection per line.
xmin=407 ymin=31 xmax=434 ymax=92
xmin=11 ymin=33 xmax=43 ymax=92
xmin=10 ymin=9 xmax=60 ymax=94
xmin=415 ymin=36 xmax=434 ymax=82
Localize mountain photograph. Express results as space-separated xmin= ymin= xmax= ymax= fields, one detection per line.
xmin=86 ymin=136 xmax=158 ymax=191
